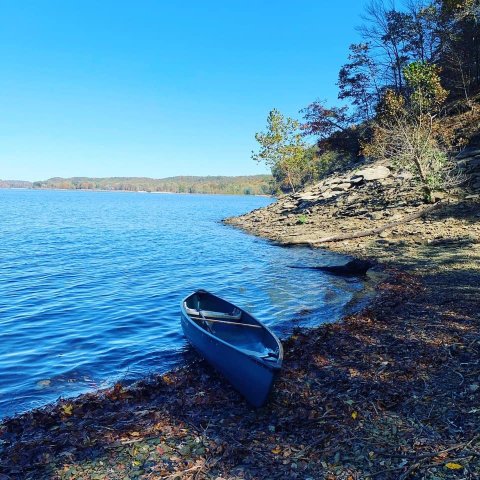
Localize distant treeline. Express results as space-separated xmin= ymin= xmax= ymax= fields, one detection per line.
xmin=0 ymin=175 xmax=273 ymax=195
xmin=0 ymin=180 xmax=32 ymax=189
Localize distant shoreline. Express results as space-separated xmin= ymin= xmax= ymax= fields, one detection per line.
xmin=0 ymin=186 xmax=273 ymax=197
xmin=0 ymin=174 xmax=273 ymax=196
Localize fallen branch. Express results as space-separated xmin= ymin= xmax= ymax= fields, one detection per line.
xmin=376 ymin=435 xmax=480 ymax=460
xmin=313 ymin=202 xmax=442 ymax=244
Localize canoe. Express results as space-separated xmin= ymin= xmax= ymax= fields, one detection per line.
xmin=180 ymin=289 xmax=283 ymax=407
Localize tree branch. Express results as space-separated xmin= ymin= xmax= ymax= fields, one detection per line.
xmin=312 ymin=202 xmax=442 ymax=244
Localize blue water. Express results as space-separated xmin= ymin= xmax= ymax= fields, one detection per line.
xmin=0 ymin=189 xmax=364 ymax=418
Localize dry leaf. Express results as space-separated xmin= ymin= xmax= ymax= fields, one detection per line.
xmin=62 ymin=404 xmax=73 ymax=416
xmin=445 ymin=462 xmax=463 ymax=470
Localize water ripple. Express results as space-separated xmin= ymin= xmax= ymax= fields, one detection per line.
xmin=0 ymin=189 xmax=364 ymax=418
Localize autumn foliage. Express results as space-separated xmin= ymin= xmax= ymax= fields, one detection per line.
xmin=253 ymin=0 xmax=480 ymax=195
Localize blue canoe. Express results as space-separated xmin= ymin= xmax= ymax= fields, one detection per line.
xmin=180 ymin=290 xmax=283 ymax=407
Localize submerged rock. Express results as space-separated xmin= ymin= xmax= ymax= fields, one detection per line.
xmin=317 ymin=259 xmax=374 ymax=276
xmin=290 ymin=258 xmax=374 ymax=276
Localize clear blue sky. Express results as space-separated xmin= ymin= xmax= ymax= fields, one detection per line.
xmin=0 ymin=0 xmax=368 ymax=181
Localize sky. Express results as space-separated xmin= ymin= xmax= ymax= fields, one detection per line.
xmin=0 ymin=0 xmax=369 ymax=181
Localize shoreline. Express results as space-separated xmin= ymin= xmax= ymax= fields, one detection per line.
xmin=0 ymin=187 xmax=275 ymax=198
xmin=1 ymin=192 xmax=479 ymax=478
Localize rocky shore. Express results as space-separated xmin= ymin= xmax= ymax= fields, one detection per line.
xmin=1 ymin=153 xmax=480 ymax=479
xmin=225 ymin=149 xmax=480 ymax=260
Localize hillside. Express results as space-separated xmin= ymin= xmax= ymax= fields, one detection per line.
xmin=0 ymin=175 xmax=273 ymax=195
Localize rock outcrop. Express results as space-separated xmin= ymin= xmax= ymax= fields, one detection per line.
xmin=225 ymin=155 xmax=480 ymax=251
xmin=457 ymin=147 xmax=480 ymax=195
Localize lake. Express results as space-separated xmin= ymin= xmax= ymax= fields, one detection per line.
xmin=0 ymin=189 xmax=364 ymax=418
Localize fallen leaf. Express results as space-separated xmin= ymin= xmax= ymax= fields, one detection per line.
xmin=351 ymin=411 xmax=358 ymax=420
xmin=162 ymin=375 xmax=175 ymax=385
xmin=62 ymin=404 xmax=73 ymax=416
xmin=445 ymin=462 xmax=463 ymax=470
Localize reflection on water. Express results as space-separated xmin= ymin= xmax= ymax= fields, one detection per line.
xmin=0 ymin=189 xmax=365 ymax=418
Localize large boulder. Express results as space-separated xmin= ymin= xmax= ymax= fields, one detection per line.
xmin=353 ymin=165 xmax=391 ymax=181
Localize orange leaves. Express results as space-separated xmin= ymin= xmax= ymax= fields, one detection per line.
xmin=106 ymin=382 xmax=128 ymax=401
xmin=162 ymin=374 xmax=175 ymax=385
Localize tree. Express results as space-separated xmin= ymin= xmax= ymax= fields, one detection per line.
xmin=403 ymin=61 xmax=448 ymax=114
xmin=338 ymin=42 xmax=382 ymax=121
xmin=300 ymin=101 xmax=351 ymax=141
xmin=252 ymin=109 xmax=312 ymax=192
xmin=365 ymin=61 xmax=457 ymax=201
xmin=358 ymin=1 xmax=413 ymax=92
xmin=436 ymin=0 xmax=480 ymax=101
xmin=404 ymin=0 xmax=441 ymax=64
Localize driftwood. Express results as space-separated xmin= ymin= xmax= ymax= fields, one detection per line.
xmin=313 ymin=202 xmax=442 ymax=244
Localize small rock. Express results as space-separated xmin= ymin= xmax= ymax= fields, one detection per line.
xmin=368 ymin=212 xmax=384 ymax=220
xmin=331 ymin=183 xmax=352 ymax=191
xmin=298 ymin=194 xmax=318 ymax=202
xmin=350 ymin=175 xmax=364 ymax=185
xmin=396 ymin=171 xmax=414 ymax=181
xmin=431 ymin=191 xmax=447 ymax=202
xmin=322 ymin=190 xmax=341 ymax=199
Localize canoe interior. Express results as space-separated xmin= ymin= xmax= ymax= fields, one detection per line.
xmin=184 ymin=291 xmax=280 ymax=360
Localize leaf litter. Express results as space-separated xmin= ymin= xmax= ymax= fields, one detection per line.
xmin=0 ymin=268 xmax=479 ymax=479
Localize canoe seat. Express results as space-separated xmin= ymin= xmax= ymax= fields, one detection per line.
xmin=185 ymin=305 xmax=242 ymax=321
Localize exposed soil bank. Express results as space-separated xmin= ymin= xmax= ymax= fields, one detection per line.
xmin=1 ymin=163 xmax=480 ymax=478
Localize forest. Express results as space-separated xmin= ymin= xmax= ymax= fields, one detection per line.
xmin=22 ymin=175 xmax=273 ymax=195
xmin=253 ymin=0 xmax=480 ymax=199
